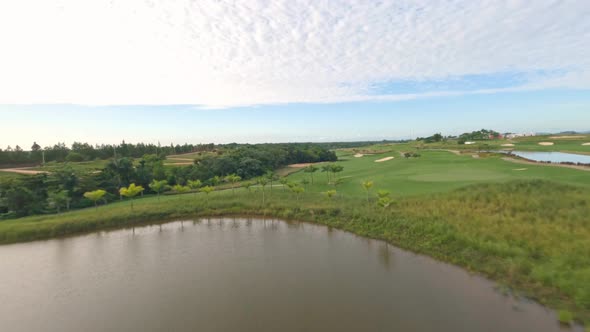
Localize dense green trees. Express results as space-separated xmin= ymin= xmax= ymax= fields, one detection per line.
xmin=0 ymin=143 xmax=338 ymax=219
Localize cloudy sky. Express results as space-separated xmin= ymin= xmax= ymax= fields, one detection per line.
xmin=1 ymin=0 xmax=589 ymax=146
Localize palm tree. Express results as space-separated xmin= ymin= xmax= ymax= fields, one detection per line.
xmin=257 ymin=177 xmax=268 ymax=205
xmin=224 ymin=174 xmax=241 ymax=195
xmin=325 ymin=189 xmax=336 ymax=200
xmin=291 ymin=185 xmax=305 ymax=202
xmin=303 ymin=165 xmax=318 ymax=184
xmin=279 ymin=177 xmax=289 ymax=191
xmin=199 ymin=186 xmax=214 ymax=206
xmin=149 ymin=179 xmax=168 ymax=201
xmin=331 ymin=164 xmax=344 ymax=181
xmin=84 ymin=189 xmax=107 ymax=210
xmin=172 ymin=184 xmax=190 ymax=198
xmin=119 ymin=183 xmax=144 ymax=210
xmin=361 ymin=180 xmax=374 ymax=203
xmin=242 ymin=181 xmax=253 ymax=194
xmin=321 ymin=164 xmax=332 ymax=184
xmin=187 ymin=179 xmax=202 ymax=195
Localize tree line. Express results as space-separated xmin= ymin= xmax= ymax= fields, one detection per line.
xmin=0 ymin=143 xmax=337 ymax=218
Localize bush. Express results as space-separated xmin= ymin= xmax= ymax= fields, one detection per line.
xmin=65 ymin=152 xmax=85 ymax=162
xmin=558 ymin=310 xmax=573 ymax=324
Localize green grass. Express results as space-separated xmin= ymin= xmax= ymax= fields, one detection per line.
xmin=286 ymin=149 xmax=590 ymax=198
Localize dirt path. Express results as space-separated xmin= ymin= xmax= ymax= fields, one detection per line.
xmin=0 ymin=168 xmax=48 ymax=175
xmin=501 ymin=157 xmax=590 ymax=172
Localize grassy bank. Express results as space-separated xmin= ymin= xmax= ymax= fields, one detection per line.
xmin=1 ymin=179 xmax=589 ymax=325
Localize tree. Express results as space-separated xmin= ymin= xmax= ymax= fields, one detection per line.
xmin=361 ymin=180 xmax=374 ymax=203
xmin=377 ymin=190 xmax=392 ymax=209
xmin=187 ymin=179 xmax=202 ymax=195
xmin=242 ymin=181 xmax=253 ymax=194
xmin=83 ymin=189 xmax=107 ymax=209
xmin=265 ymin=171 xmax=278 ymax=196
xmin=210 ymin=176 xmax=221 ymax=187
xmin=300 ymin=178 xmax=309 ymax=189
xmin=31 ymin=142 xmax=41 ymax=151
xmin=172 ymin=184 xmax=190 ymax=197
xmin=330 ymin=164 xmax=344 ymax=181
xmin=325 ymin=190 xmax=336 ymax=200
xmin=119 ymin=183 xmax=144 ymax=210
xmin=279 ymin=177 xmax=289 ymax=191
xmin=149 ymin=179 xmax=168 ymax=201
xmin=291 ymin=186 xmax=304 ymax=202
xmin=303 ymin=165 xmax=318 ymax=184
xmin=321 ymin=164 xmax=332 ymax=184
xmin=199 ymin=186 xmax=214 ymax=205
xmin=47 ymin=190 xmax=69 ymax=214
xmin=224 ymin=174 xmax=241 ymax=195
xmin=257 ymin=177 xmax=268 ymax=205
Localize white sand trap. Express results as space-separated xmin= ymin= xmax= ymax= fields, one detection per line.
xmin=501 ymin=143 xmax=515 ymax=147
xmin=582 ymin=143 xmax=590 ymax=146
xmin=375 ymin=157 xmax=394 ymax=163
xmin=354 ymin=153 xmax=364 ymax=158
xmin=550 ymin=135 xmax=586 ymax=139
xmin=513 ymin=168 xmax=528 ymax=171
xmin=538 ymin=142 xmax=554 ymax=146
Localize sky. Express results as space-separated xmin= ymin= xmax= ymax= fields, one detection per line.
xmin=1 ymin=0 xmax=589 ymax=147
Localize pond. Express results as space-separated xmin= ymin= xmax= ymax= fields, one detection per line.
xmin=504 ymin=151 xmax=590 ymax=164
xmin=0 ymin=218 xmax=581 ymax=332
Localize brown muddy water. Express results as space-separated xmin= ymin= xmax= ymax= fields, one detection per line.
xmin=0 ymin=218 xmax=582 ymax=332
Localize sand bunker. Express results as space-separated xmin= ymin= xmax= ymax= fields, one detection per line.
xmin=513 ymin=168 xmax=528 ymax=171
xmin=582 ymin=143 xmax=590 ymax=146
xmin=501 ymin=143 xmax=515 ymax=147
xmin=538 ymin=142 xmax=554 ymax=146
xmin=375 ymin=157 xmax=394 ymax=163
xmin=0 ymin=168 xmax=48 ymax=175
xmin=550 ymin=135 xmax=586 ymax=139
xmin=354 ymin=153 xmax=364 ymax=158
xmin=287 ymin=163 xmax=322 ymax=168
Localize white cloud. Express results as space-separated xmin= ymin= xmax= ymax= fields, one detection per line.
xmin=0 ymin=0 xmax=588 ymax=107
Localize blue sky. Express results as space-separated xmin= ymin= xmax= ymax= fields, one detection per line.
xmin=2 ymin=89 xmax=589 ymax=147
xmin=0 ymin=1 xmax=589 ymax=147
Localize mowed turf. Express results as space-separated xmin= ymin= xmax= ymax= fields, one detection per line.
xmin=285 ymin=149 xmax=590 ymax=198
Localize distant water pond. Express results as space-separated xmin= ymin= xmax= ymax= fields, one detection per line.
xmin=504 ymin=151 xmax=590 ymax=164
xmin=0 ymin=218 xmax=581 ymax=332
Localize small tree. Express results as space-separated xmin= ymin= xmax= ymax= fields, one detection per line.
xmin=361 ymin=180 xmax=374 ymax=203
xmin=291 ymin=186 xmax=305 ymax=202
xmin=300 ymin=178 xmax=310 ymax=189
xmin=172 ymin=184 xmax=190 ymax=197
xmin=330 ymin=164 xmax=344 ymax=181
xmin=279 ymin=177 xmax=289 ymax=191
xmin=377 ymin=190 xmax=392 ymax=209
xmin=258 ymin=177 xmax=268 ymax=205
xmin=187 ymin=179 xmax=202 ymax=195
xmin=266 ymin=171 xmax=278 ymax=196
xmin=242 ymin=181 xmax=253 ymax=194
xmin=149 ymin=179 xmax=168 ymax=201
xmin=210 ymin=176 xmax=221 ymax=187
xmin=119 ymin=184 xmax=144 ymax=210
xmin=303 ymin=165 xmax=318 ymax=184
xmin=199 ymin=186 xmax=214 ymax=205
xmin=321 ymin=164 xmax=332 ymax=184
xmin=47 ymin=190 xmax=69 ymax=214
xmin=325 ymin=190 xmax=337 ymax=200
xmin=224 ymin=174 xmax=241 ymax=195
xmin=84 ymin=189 xmax=106 ymax=210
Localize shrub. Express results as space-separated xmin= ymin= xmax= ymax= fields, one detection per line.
xmin=558 ymin=310 xmax=573 ymax=324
